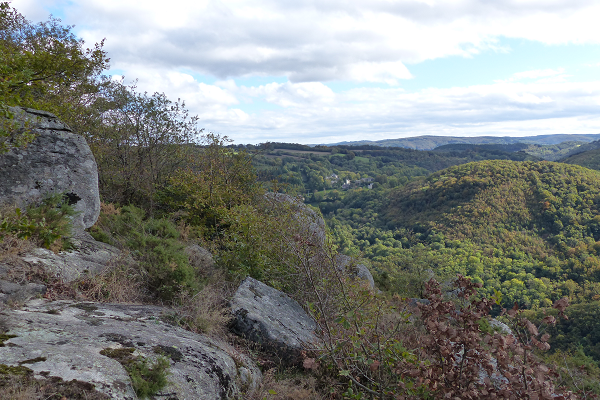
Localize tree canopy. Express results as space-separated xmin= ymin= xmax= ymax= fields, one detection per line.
xmin=0 ymin=1 xmax=108 ymax=152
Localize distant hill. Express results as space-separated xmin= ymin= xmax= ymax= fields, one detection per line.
xmin=384 ymin=160 xmax=600 ymax=243
xmin=433 ymin=141 xmax=586 ymax=161
xmin=560 ymin=139 xmax=600 ymax=160
xmin=562 ymin=145 xmax=600 ymax=170
xmin=331 ymin=133 xmax=600 ymax=151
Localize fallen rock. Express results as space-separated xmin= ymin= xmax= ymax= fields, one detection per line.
xmin=0 ymin=299 xmax=261 ymax=399
xmin=0 ymin=107 xmax=100 ymax=232
xmin=230 ymin=277 xmax=319 ymax=365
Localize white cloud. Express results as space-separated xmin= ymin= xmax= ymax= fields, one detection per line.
xmin=8 ymin=0 xmax=600 ymax=143
xmin=512 ymin=68 xmax=566 ymax=80
xmin=496 ymin=68 xmax=572 ymax=84
xmin=136 ymin=79 xmax=596 ymax=144
xmin=13 ymin=0 xmax=600 ymax=84
xmin=240 ymin=82 xmax=335 ymax=107
xmin=347 ymin=61 xmax=413 ymax=85
xmin=123 ymin=68 xmax=239 ymax=109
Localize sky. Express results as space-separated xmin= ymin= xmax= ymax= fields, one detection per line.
xmin=11 ymin=0 xmax=600 ymax=145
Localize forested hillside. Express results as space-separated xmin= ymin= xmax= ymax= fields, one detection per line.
xmin=252 ymin=143 xmax=540 ymax=195
xmin=563 ymin=146 xmax=600 ymax=171
xmin=279 ymin=157 xmax=600 ymax=368
xmin=434 ymin=142 xmax=586 ymax=161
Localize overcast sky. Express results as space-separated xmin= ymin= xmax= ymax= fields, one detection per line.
xmin=12 ymin=0 xmax=600 ymax=144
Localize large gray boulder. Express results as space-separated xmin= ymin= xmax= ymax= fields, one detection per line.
xmin=185 ymin=244 xmax=216 ymax=272
xmin=0 ymin=107 xmax=100 ymax=232
xmin=0 ymin=299 xmax=261 ymax=399
xmin=230 ymin=277 xmax=319 ymax=365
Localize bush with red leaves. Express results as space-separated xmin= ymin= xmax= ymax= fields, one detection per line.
xmin=314 ymin=275 xmax=580 ymax=399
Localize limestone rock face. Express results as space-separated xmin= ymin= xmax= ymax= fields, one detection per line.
xmin=0 ymin=299 xmax=261 ymax=400
xmin=0 ymin=107 xmax=100 ymax=232
xmin=230 ymin=277 xmax=319 ymax=365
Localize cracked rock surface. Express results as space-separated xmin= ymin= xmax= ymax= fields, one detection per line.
xmin=0 ymin=299 xmax=261 ymax=399
xmin=0 ymin=107 xmax=100 ymax=232
xmin=0 ymin=232 xmax=127 ymax=303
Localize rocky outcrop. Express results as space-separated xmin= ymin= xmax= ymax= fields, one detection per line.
xmin=185 ymin=244 xmax=216 ymax=272
xmin=0 ymin=232 xmax=126 ymax=304
xmin=0 ymin=107 xmax=100 ymax=232
xmin=0 ymin=108 xmax=264 ymax=399
xmin=20 ymin=232 xmax=125 ymax=283
xmin=490 ymin=318 xmax=513 ymax=336
xmin=0 ymin=277 xmax=46 ymax=304
xmin=262 ymin=194 xmax=375 ymax=289
xmin=230 ymin=277 xmax=319 ymax=365
xmin=263 ymin=193 xmax=326 ymax=246
xmin=0 ymin=299 xmax=261 ymax=399
xmin=335 ymin=254 xmax=375 ymax=289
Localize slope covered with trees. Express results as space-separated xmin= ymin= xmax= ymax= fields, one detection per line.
xmin=379 ymin=161 xmax=600 ymax=305
xmin=563 ymin=146 xmax=600 ymax=171
xmin=252 ymin=143 xmax=540 ymax=195
xmin=434 ymin=142 xmax=586 ymax=161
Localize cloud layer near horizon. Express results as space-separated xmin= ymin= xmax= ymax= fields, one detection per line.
xmin=11 ymin=0 xmax=600 ymax=143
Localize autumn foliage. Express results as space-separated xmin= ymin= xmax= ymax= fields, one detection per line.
xmin=307 ymin=274 xmax=580 ymax=399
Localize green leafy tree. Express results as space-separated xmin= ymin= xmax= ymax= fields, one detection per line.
xmin=0 ymin=2 xmax=108 ymax=152
xmin=87 ymin=81 xmax=201 ymax=209
xmin=158 ymin=133 xmax=261 ymax=235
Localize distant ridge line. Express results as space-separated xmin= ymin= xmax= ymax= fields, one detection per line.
xmin=327 ymin=133 xmax=600 ymax=151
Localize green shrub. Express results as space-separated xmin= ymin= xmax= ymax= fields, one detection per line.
xmin=542 ymin=346 xmax=600 ymax=396
xmin=100 ymin=347 xmax=170 ymax=399
xmin=127 ymin=356 xmax=170 ymax=399
xmin=90 ymin=205 xmax=198 ymax=301
xmin=0 ymin=193 xmax=78 ymax=250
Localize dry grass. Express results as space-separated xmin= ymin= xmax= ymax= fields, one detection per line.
xmin=0 ymin=372 xmax=110 ymax=400
xmin=99 ymin=202 xmax=120 ymax=216
xmin=175 ymin=282 xmax=232 ymax=337
xmin=75 ymin=255 xmax=147 ymax=304
xmin=0 ymin=375 xmax=37 ymax=400
xmin=0 ymin=234 xmax=45 ymax=286
xmin=0 ymin=234 xmax=34 ymax=265
xmin=176 ymin=219 xmax=192 ymax=242
xmin=249 ymin=369 xmax=329 ymax=400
